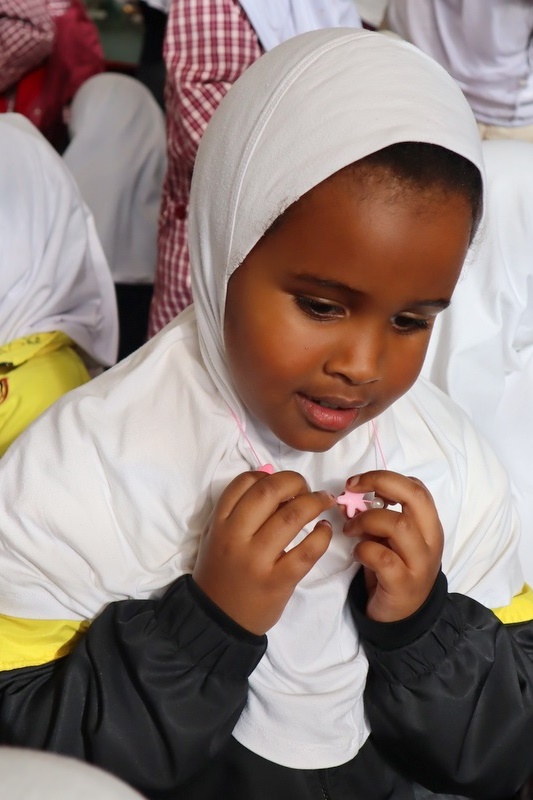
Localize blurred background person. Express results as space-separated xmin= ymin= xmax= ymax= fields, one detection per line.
xmin=0 ymin=0 xmax=105 ymax=151
xmin=64 ymin=72 xmax=167 ymax=359
xmin=384 ymin=0 xmax=533 ymax=141
xmin=0 ymin=113 xmax=118 ymax=456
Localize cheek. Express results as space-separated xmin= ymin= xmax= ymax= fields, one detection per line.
xmin=233 ymin=305 xmax=318 ymax=379
xmin=385 ymin=340 xmax=428 ymax=393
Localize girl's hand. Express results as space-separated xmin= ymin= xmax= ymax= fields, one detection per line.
xmin=342 ymin=470 xmax=444 ymax=623
xmin=193 ymin=470 xmax=335 ymax=635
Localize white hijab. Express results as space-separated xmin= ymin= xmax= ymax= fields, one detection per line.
xmin=0 ymin=31 xmax=521 ymax=770
xmin=0 ymin=114 xmax=118 ymax=367
xmin=238 ymin=0 xmax=362 ymax=51
xmin=423 ymin=139 xmax=533 ymax=583
xmin=190 ymin=27 xmax=484 ymax=425
xmin=64 ymin=73 xmax=167 ymax=284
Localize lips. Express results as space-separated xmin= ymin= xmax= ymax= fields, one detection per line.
xmin=296 ymin=392 xmax=366 ymax=432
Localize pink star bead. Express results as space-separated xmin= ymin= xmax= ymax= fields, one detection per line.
xmin=336 ymin=490 xmax=369 ymax=518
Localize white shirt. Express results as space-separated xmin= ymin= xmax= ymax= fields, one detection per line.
xmin=385 ymin=0 xmax=533 ymax=126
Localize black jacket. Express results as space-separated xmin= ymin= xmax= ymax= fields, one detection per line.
xmin=1 ymin=571 xmax=533 ymax=800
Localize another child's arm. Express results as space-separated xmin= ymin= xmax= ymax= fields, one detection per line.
xmin=344 ymin=469 xmax=533 ymax=798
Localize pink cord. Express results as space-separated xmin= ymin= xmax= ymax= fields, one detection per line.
xmin=231 ymin=406 xmax=386 ymax=478
xmin=371 ymin=419 xmax=388 ymax=470
xmin=230 ymin=409 xmax=273 ymax=473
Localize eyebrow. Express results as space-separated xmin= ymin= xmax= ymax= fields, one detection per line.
xmin=293 ymin=273 xmax=451 ymax=310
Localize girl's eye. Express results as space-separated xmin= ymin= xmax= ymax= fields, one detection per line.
xmin=392 ymin=314 xmax=431 ymax=334
xmin=294 ymin=296 xmax=345 ymax=320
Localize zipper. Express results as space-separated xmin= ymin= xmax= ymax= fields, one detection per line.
xmin=319 ymin=771 xmax=331 ymax=800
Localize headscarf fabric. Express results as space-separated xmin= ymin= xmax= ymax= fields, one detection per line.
xmin=0 ymin=113 xmax=118 ymax=367
xmin=64 ymin=73 xmax=167 ymax=285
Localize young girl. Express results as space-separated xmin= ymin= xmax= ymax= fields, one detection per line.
xmin=1 ymin=29 xmax=533 ymax=800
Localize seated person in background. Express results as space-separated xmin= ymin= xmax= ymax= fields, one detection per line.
xmin=384 ymin=0 xmax=533 ymax=142
xmin=423 ymin=139 xmax=533 ymax=587
xmin=0 ymin=0 xmax=104 ymax=151
xmin=64 ymin=73 xmax=167 ymax=360
xmin=0 ymin=114 xmax=118 ymax=457
xmin=149 ymin=0 xmax=362 ymax=334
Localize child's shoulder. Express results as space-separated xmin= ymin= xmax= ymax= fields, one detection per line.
xmin=64 ymin=309 xmax=223 ymax=415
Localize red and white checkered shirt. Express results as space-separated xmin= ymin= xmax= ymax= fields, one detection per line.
xmin=148 ymin=0 xmax=263 ymax=335
xmin=0 ymin=0 xmax=55 ymax=94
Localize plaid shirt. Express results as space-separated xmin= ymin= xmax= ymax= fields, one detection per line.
xmin=148 ymin=0 xmax=262 ymax=335
xmin=0 ymin=0 xmax=56 ymax=94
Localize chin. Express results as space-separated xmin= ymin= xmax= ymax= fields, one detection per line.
xmin=277 ymin=429 xmax=348 ymax=453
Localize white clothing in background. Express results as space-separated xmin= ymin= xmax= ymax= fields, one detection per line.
xmin=0 ymin=30 xmax=522 ymax=771
xmin=385 ymin=0 xmax=533 ymax=127
xmin=64 ymin=73 xmax=167 ymax=285
xmin=0 ymin=113 xmax=118 ymax=368
xmin=238 ymin=0 xmax=361 ymax=50
xmin=423 ymin=139 xmax=533 ymax=583
xmin=142 ymin=0 xmax=170 ymax=11
xmin=355 ymin=0 xmax=387 ymax=27
xmin=0 ymin=748 xmax=143 ymax=799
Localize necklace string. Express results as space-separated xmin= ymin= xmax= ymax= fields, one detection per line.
xmin=231 ymin=409 xmax=387 ymax=473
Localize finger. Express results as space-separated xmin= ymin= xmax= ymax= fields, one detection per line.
xmin=346 ymin=471 xmax=442 ymax=549
xmin=344 ymin=507 xmax=429 ymax=565
xmin=276 ymin=519 xmax=333 ymax=583
xmin=354 ymin=538 xmax=405 ymax=588
xmin=255 ymin=489 xmax=336 ymax=555
xmin=223 ymin=470 xmax=313 ymax=539
xmin=214 ymin=470 xmax=271 ymax=520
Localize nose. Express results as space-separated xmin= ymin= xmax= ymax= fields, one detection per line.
xmin=324 ymin=324 xmax=383 ymax=385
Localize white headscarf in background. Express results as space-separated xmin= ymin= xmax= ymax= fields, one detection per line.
xmin=64 ymin=73 xmax=167 ymax=284
xmin=238 ymin=0 xmax=362 ymax=50
xmin=423 ymin=139 xmax=533 ymax=583
xmin=0 ymin=31 xmax=521 ymax=771
xmin=0 ymin=114 xmax=118 ymax=367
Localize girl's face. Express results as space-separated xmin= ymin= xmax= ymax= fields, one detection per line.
xmin=224 ymin=170 xmax=473 ymax=452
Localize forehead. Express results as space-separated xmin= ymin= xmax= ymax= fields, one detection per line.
xmin=246 ymin=169 xmax=473 ymax=303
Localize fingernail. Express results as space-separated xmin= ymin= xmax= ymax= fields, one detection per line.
xmin=346 ymin=475 xmax=360 ymax=489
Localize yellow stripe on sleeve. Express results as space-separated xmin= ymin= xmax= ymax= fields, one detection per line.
xmin=0 ymin=614 xmax=89 ymax=670
xmin=492 ymin=584 xmax=533 ymax=625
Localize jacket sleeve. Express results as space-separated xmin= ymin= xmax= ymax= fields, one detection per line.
xmin=0 ymin=574 xmax=266 ymax=797
xmin=350 ymin=570 xmax=533 ymax=799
